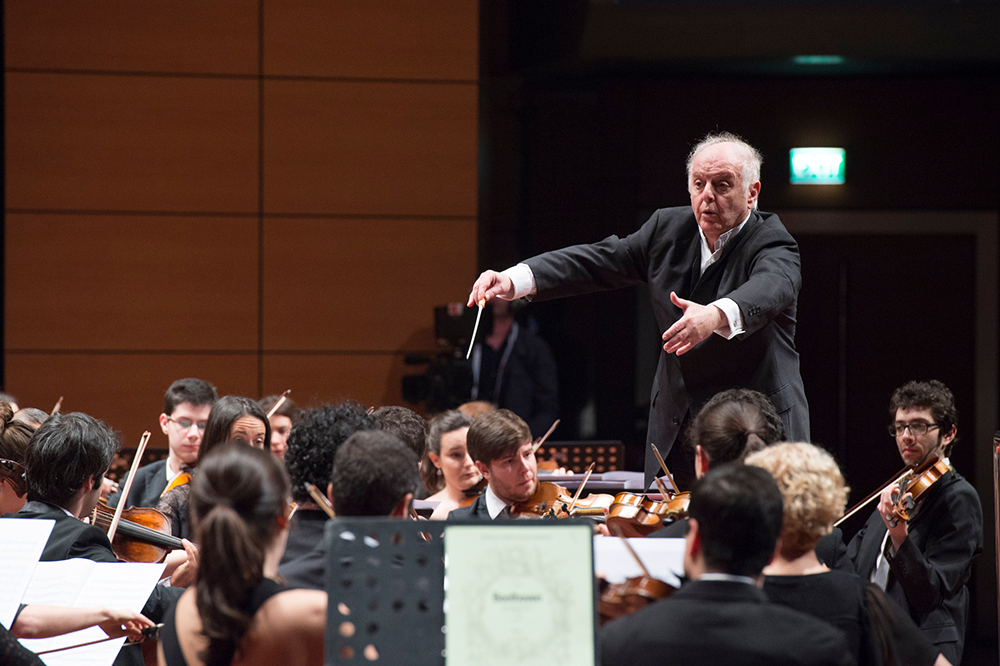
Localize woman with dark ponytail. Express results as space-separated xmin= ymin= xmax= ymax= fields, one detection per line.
xmin=158 ymin=443 xmax=325 ymax=666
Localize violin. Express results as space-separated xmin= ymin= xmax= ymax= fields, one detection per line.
xmin=605 ymin=491 xmax=690 ymax=538
xmin=0 ymin=458 xmax=27 ymax=498
xmin=510 ymin=481 xmax=614 ymax=519
xmin=598 ymin=574 xmax=675 ymax=624
xmin=887 ymin=455 xmax=951 ymax=527
xmin=90 ymin=498 xmax=183 ymax=563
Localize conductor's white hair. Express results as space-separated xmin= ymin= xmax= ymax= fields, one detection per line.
xmin=686 ymin=132 xmax=762 ymax=209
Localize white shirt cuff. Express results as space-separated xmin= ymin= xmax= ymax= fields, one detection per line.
xmin=711 ymin=298 xmax=744 ymax=339
xmin=502 ymin=263 xmax=537 ymax=299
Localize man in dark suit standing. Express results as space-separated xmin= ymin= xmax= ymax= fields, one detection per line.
xmin=107 ymin=377 xmax=217 ymax=509
xmin=601 ymin=464 xmax=853 ymax=666
xmin=468 ymin=132 xmax=808 ymax=489
xmin=448 ymin=409 xmax=538 ymax=520
xmin=847 ymin=381 xmax=982 ymax=665
xmin=7 ymin=412 xmax=196 ymax=666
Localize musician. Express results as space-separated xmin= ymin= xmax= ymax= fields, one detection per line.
xmin=12 ymin=407 xmax=48 ymax=428
xmin=468 ymin=132 xmax=808 ymax=490
xmin=6 ymin=412 xmax=196 ymax=666
xmin=158 ymin=443 xmax=325 ymax=666
xmin=420 ymin=410 xmax=477 ymax=519
xmin=108 ymin=377 xmax=218 ymax=509
xmin=847 ymin=381 xmax=983 ymax=665
xmin=281 ymin=429 xmax=419 ymax=591
xmin=748 ymin=442 xmax=948 ymax=666
xmin=258 ymin=393 xmax=302 ymax=460
xmin=372 ymin=405 xmax=428 ymax=459
xmin=280 ymin=402 xmax=379 ymax=589
xmin=0 ymin=401 xmax=35 ymax=514
xmin=447 ymin=409 xmax=537 ymax=520
xmin=157 ymin=395 xmax=270 ymax=540
xmin=601 ymin=464 xmax=852 ymax=666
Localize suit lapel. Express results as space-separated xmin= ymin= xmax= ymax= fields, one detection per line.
xmin=690 ymin=211 xmax=759 ymax=297
xmin=856 ymin=513 xmax=888 ymax=579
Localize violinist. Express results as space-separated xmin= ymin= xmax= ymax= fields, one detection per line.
xmin=157 ymin=395 xmax=271 ymax=540
xmin=601 ymin=465 xmax=852 ymax=666
xmin=748 ymin=442 xmax=950 ymax=666
xmin=6 ymin=412 xmax=198 ymax=666
xmin=258 ymin=393 xmax=302 ymax=460
xmin=448 ymin=409 xmax=537 ymax=520
xmin=419 ymin=410 xmax=477 ymax=519
xmin=847 ymin=381 xmax=983 ymax=665
xmin=280 ymin=402 xmax=379 ymax=589
xmin=158 ymin=443 xmax=326 ymax=666
xmin=0 ymin=401 xmax=35 ymax=514
xmin=107 ymin=378 xmax=218 ymax=509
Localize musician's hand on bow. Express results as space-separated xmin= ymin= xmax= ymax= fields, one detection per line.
xmin=468 ymin=270 xmax=515 ymax=307
xmin=877 ymin=483 xmax=909 ymax=550
xmin=662 ymin=292 xmax=725 ymax=356
xmin=97 ymin=609 xmax=154 ymax=641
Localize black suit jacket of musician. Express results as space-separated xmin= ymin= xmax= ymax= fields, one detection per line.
xmin=524 ymin=207 xmax=809 ymax=483
xmin=600 ymin=579 xmax=854 ymax=666
xmin=8 ymin=501 xmax=183 ymax=666
xmin=847 ymin=468 xmax=982 ymax=665
xmin=445 ymin=494 xmax=493 ymax=520
xmin=106 ymin=459 xmax=169 ymax=509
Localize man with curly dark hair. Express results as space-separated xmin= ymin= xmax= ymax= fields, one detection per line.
xmin=279 ymin=402 xmax=378 ymax=589
xmin=848 ymin=380 xmax=982 ymax=665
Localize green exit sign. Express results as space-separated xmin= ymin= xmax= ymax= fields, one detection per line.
xmin=790 ymin=147 xmax=845 ymax=185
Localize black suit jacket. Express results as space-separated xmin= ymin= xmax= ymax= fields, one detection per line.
xmin=525 ymin=207 xmax=809 ymax=482
xmin=107 ymin=459 xmax=169 ymax=509
xmin=8 ymin=501 xmax=183 ymax=666
xmin=446 ymin=494 xmax=493 ymax=520
xmin=278 ymin=509 xmax=328 ymax=591
xmin=847 ymin=469 xmax=982 ymax=665
xmin=600 ymin=579 xmax=854 ymax=666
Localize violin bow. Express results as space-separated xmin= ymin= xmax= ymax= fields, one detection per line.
xmin=50 ymin=396 xmax=63 ymax=416
xmin=609 ymin=523 xmax=653 ymax=578
xmin=532 ymin=419 xmax=560 ymax=454
xmin=566 ymin=462 xmax=596 ymax=514
xmin=649 ymin=443 xmax=678 ymax=496
xmin=35 ymin=624 xmax=163 ymax=655
xmin=106 ymin=432 xmax=151 ymax=544
xmin=305 ymin=482 xmax=336 ymax=520
xmin=266 ymin=389 xmax=291 ymax=419
xmin=834 ymin=464 xmax=910 ymax=527
xmin=653 ymin=477 xmax=671 ymax=500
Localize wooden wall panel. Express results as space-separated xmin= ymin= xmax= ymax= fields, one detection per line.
xmin=262 ymin=218 xmax=476 ymax=351
xmin=262 ymin=353 xmax=412 ymax=412
xmin=5 ymin=214 xmax=259 ymax=351
xmin=264 ymin=0 xmax=477 ymax=81
xmin=4 ymin=1 xmax=257 ymax=75
xmin=263 ymin=80 xmax=478 ymax=216
xmin=6 ymin=73 xmax=259 ymax=212
xmin=5 ymin=353 xmax=258 ymax=445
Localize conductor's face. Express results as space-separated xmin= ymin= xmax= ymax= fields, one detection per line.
xmin=689 ymin=142 xmax=760 ymax=246
xmin=479 ymin=439 xmax=538 ymax=505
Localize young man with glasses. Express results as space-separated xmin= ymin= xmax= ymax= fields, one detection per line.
xmin=107 ymin=378 xmax=217 ymax=509
xmin=847 ymin=380 xmax=982 ymax=665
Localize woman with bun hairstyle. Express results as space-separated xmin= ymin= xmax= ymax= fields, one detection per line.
xmin=0 ymin=400 xmax=36 ymax=514
xmin=158 ymin=443 xmax=324 ymax=666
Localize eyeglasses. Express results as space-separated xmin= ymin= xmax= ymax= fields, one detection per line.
xmin=166 ymin=416 xmax=207 ymax=431
xmin=888 ymin=422 xmax=940 ymax=437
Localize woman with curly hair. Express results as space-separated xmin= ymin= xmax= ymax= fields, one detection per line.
xmin=158 ymin=443 xmax=324 ymax=666
xmin=748 ymin=442 xmax=950 ymax=666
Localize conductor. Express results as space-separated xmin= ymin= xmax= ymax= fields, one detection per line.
xmin=468 ymin=132 xmax=809 ymax=489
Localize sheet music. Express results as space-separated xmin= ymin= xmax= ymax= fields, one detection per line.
xmin=593 ymin=536 xmax=686 ymax=587
xmin=0 ymin=519 xmax=54 ymax=628
xmin=19 ymin=560 xmax=165 ymax=666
